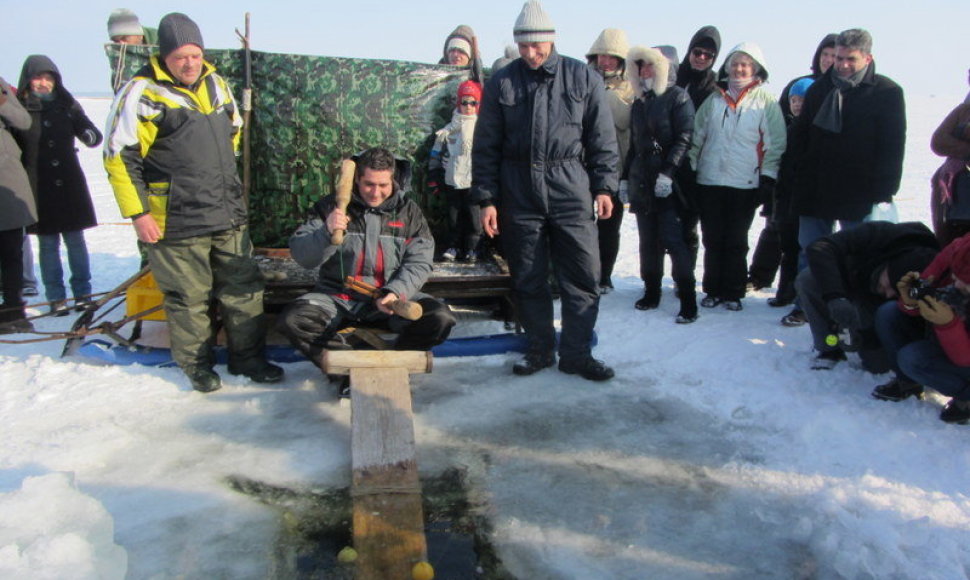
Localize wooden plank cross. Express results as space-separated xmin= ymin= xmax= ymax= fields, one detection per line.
xmin=323 ymin=350 xmax=433 ymax=580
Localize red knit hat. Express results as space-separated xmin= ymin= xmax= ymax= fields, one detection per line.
xmin=456 ymin=80 xmax=482 ymax=112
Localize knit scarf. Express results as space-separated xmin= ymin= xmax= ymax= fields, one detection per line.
xmin=813 ymin=66 xmax=868 ymax=133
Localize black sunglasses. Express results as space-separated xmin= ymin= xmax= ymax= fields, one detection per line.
xmin=460 ymin=99 xmax=479 ymax=106
xmin=691 ymin=48 xmax=715 ymax=60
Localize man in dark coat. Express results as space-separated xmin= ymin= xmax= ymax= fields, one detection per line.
xmin=789 ymin=29 xmax=907 ymax=261
xmin=797 ymin=221 xmax=939 ymax=372
xmin=472 ymin=0 xmax=619 ymax=381
xmin=674 ymin=25 xmax=721 ymax=275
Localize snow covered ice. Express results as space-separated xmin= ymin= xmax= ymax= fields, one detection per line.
xmin=2 ymin=95 xmax=970 ymax=579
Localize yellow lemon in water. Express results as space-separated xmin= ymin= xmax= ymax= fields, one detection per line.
xmin=337 ymin=546 xmax=358 ymax=563
xmin=412 ymin=561 xmax=435 ymax=580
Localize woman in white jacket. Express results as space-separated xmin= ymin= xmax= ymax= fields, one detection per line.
xmin=688 ymin=42 xmax=786 ymax=311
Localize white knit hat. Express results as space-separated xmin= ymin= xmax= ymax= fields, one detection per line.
xmin=107 ymin=8 xmax=144 ymax=38
xmin=446 ymin=38 xmax=472 ymax=58
xmin=513 ymin=1 xmax=556 ymax=43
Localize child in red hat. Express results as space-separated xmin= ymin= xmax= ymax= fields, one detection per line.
xmin=429 ymin=80 xmax=483 ymax=262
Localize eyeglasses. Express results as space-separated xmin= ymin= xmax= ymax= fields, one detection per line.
xmin=460 ymin=100 xmax=479 ymax=106
xmin=691 ymin=48 xmax=715 ymax=60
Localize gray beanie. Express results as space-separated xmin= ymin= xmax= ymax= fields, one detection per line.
xmin=107 ymin=9 xmax=144 ymax=39
xmin=158 ymin=13 xmax=205 ymax=59
xmin=513 ymin=1 xmax=556 ymax=43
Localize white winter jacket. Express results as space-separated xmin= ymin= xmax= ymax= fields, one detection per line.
xmin=688 ymin=42 xmax=786 ymax=190
xmin=431 ymin=111 xmax=476 ymax=189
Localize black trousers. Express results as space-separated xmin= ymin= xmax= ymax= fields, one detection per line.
xmin=597 ymin=202 xmax=623 ymax=286
xmin=635 ymin=199 xmax=695 ymax=292
xmin=276 ymin=294 xmax=457 ymax=364
xmin=501 ymin=209 xmax=600 ymax=359
xmin=698 ymin=185 xmax=761 ymax=301
xmin=0 ymin=227 xmax=25 ymax=308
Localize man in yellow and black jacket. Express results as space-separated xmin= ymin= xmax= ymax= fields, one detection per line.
xmin=104 ymin=12 xmax=282 ymax=393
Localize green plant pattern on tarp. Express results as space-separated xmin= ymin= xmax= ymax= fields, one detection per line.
xmin=106 ymin=44 xmax=469 ymax=247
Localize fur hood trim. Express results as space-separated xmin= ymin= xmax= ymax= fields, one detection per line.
xmin=626 ymin=46 xmax=670 ymax=98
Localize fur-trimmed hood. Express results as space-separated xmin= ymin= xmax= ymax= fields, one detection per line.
xmin=716 ymin=42 xmax=770 ymax=84
xmin=625 ymin=45 xmax=671 ymax=98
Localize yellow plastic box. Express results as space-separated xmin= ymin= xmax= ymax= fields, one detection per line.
xmin=126 ymin=272 xmax=167 ymax=321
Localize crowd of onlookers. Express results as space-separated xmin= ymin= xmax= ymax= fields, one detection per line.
xmin=1 ymin=3 xmax=968 ymax=425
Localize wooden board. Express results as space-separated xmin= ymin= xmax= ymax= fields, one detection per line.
xmin=350 ymin=367 xmax=427 ymax=579
xmin=324 ymin=350 xmax=432 ymax=375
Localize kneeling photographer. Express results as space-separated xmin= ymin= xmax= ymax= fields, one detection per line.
xmin=798 ymin=221 xmax=940 ymax=372
xmin=873 ymin=233 xmax=970 ymax=424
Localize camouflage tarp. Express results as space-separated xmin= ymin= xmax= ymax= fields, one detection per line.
xmin=106 ymin=44 xmax=471 ymax=247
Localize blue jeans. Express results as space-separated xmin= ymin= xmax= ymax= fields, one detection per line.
xmin=874 ymin=301 xmax=970 ymax=400
xmin=38 ymin=230 xmax=91 ymax=302
xmin=797 ymin=216 xmax=870 ymax=271
xmin=22 ymin=236 xmax=37 ymax=289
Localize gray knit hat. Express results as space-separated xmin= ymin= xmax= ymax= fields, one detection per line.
xmin=513 ymin=1 xmax=556 ymax=43
xmin=158 ymin=13 xmax=205 ymax=59
xmin=107 ymin=9 xmax=143 ymax=39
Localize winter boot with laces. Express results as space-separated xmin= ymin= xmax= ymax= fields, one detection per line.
xmin=871 ymin=378 xmax=924 ymax=402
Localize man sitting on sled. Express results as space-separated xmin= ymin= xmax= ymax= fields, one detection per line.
xmin=276 ymin=147 xmax=456 ymax=373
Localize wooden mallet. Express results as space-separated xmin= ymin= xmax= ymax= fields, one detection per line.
xmin=331 ymin=158 xmax=356 ymax=245
xmin=345 ymin=276 xmax=424 ymax=321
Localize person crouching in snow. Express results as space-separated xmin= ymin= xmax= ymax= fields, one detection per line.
xmin=872 ymin=233 xmax=970 ymax=424
xmin=428 ymin=80 xmax=484 ymax=262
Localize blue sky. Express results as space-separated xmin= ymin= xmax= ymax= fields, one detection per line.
xmin=2 ymin=0 xmax=967 ymax=100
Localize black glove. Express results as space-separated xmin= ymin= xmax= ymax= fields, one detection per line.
xmin=827 ymin=297 xmax=861 ymax=330
xmin=758 ymin=175 xmax=776 ymax=205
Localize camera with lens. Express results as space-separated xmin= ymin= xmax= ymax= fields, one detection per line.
xmin=908 ymin=278 xmax=936 ymax=301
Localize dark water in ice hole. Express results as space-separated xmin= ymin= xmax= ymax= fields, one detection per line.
xmin=227 ymin=467 xmax=515 ymax=579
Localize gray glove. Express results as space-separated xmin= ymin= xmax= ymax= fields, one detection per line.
xmin=654 ymin=174 xmax=673 ymax=198
xmin=618 ymin=180 xmax=629 ymax=204
xmin=827 ymin=297 xmax=861 ymax=330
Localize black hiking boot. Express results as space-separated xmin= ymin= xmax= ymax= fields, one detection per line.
xmin=634 ymin=286 xmax=661 ymax=310
xmin=940 ymin=400 xmax=970 ymax=424
xmin=186 ymin=367 xmax=222 ymax=393
xmin=558 ymin=356 xmax=614 ymax=381
xmin=781 ymin=308 xmax=808 ymax=327
xmin=512 ymin=352 xmax=556 ymax=376
xmin=229 ymin=361 xmax=284 ymax=384
xmin=811 ymin=349 xmax=847 ymax=370
xmin=871 ymin=378 xmax=924 ymax=402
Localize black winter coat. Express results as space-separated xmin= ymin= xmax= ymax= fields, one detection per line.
xmin=471 ymin=51 xmax=619 ymax=215
xmin=806 ymin=221 xmax=939 ymax=310
xmin=14 ymin=55 xmax=101 ymax=235
xmin=625 ymin=86 xmax=694 ymax=214
xmin=675 ymin=26 xmax=721 ymax=110
xmin=790 ymin=62 xmax=906 ymax=221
